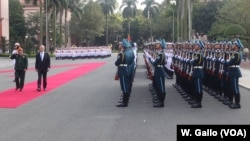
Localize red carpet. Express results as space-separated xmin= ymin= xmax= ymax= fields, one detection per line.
xmin=0 ymin=62 xmax=105 ymax=108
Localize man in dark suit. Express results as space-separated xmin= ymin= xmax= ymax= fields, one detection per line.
xmin=35 ymin=45 xmax=51 ymax=91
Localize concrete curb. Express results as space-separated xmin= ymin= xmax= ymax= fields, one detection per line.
xmin=240 ymin=84 xmax=250 ymax=91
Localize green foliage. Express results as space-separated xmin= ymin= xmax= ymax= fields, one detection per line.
xmin=9 ymin=0 xmax=27 ymax=51
xmin=71 ymin=1 xmax=105 ymax=46
xmin=120 ymin=0 xmax=138 ymax=19
xmin=141 ymin=0 xmax=160 ymax=19
xmin=107 ymin=14 xmax=124 ymax=42
xmin=99 ymin=0 xmax=117 ymax=15
xmin=0 ymin=36 xmax=8 ymax=53
xmin=209 ymin=0 xmax=250 ymax=42
xmin=224 ymin=24 xmax=246 ymax=36
xmin=193 ymin=1 xmax=223 ymax=34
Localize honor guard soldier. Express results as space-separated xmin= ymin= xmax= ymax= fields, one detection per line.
xmin=10 ymin=47 xmax=28 ymax=91
xmin=224 ymin=39 xmax=243 ymax=109
xmin=190 ymin=40 xmax=204 ymax=108
xmin=164 ymin=43 xmax=174 ymax=79
xmin=221 ymin=42 xmax=232 ymax=105
xmin=115 ymin=39 xmax=130 ymax=107
xmin=127 ymin=42 xmax=135 ymax=95
xmin=146 ymin=39 xmax=166 ymax=107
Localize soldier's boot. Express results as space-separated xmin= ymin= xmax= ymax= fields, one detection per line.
xmin=161 ymin=93 xmax=166 ymax=107
xmin=127 ymin=93 xmax=131 ymax=104
xmin=118 ymin=94 xmax=124 ymax=103
xmin=229 ymin=94 xmax=241 ymax=109
xmin=153 ymin=94 xmax=164 ymax=107
xmin=116 ymin=94 xmax=128 ymax=107
xmin=152 ymin=91 xmax=160 ymax=103
xmin=224 ymin=91 xmax=233 ymax=105
xmin=152 ymin=92 xmax=159 ymax=102
xmin=191 ymin=92 xmax=202 ymax=108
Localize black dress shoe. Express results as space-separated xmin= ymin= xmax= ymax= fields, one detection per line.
xmin=20 ymin=88 xmax=22 ymax=92
xmin=15 ymin=88 xmax=19 ymax=90
xmin=36 ymin=88 xmax=41 ymax=91
xmin=191 ymin=103 xmax=202 ymax=108
xmin=43 ymin=88 xmax=46 ymax=91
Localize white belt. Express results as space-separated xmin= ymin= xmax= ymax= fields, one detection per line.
xmin=156 ymin=65 xmax=163 ymax=67
xmin=119 ymin=64 xmax=127 ymax=66
xmin=193 ymin=66 xmax=203 ymax=69
xmin=229 ymin=65 xmax=240 ymax=68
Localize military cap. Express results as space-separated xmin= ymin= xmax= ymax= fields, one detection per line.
xmin=235 ymin=39 xmax=244 ymax=48
xmin=15 ymin=42 xmax=20 ymax=46
xmin=198 ymin=40 xmax=205 ymax=48
xmin=160 ymin=39 xmax=166 ymax=49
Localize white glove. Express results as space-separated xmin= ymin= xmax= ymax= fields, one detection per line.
xmin=145 ymin=52 xmax=150 ymax=58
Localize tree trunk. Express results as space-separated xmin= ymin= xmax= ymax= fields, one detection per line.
xmin=39 ymin=0 xmax=43 ymax=46
xmin=106 ymin=13 xmax=108 ymax=46
xmin=65 ymin=7 xmax=68 ymax=47
xmin=59 ymin=10 xmax=63 ymax=48
xmin=52 ymin=6 xmax=56 ymax=50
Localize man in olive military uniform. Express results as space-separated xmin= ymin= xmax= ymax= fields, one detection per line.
xmin=190 ymin=41 xmax=204 ymax=108
xmin=146 ymin=39 xmax=166 ymax=107
xmin=225 ymin=39 xmax=243 ymax=109
xmin=115 ymin=39 xmax=130 ymax=107
xmin=10 ymin=47 xmax=28 ymax=91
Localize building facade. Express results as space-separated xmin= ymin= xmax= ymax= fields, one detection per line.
xmin=0 ymin=0 xmax=10 ymax=41
xmin=19 ymin=0 xmax=40 ymax=17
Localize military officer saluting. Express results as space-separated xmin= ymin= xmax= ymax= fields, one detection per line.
xmin=190 ymin=40 xmax=204 ymax=108
xmin=115 ymin=39 xmax=130 ymax=107
xmin=224 ymin=39 xmax=243 ymax=109
xmin=10 ymin=47 xmax=28 ymax=91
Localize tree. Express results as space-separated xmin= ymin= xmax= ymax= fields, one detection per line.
xmin=120 ymin=0 xmax=138 ymax=36
xmin=99 ymin=0 xmax=117 ymax=45
xmin=25 ymin=12 xmax=42 ymax=53
xmin=9 ymin=0 xmax=27 ymax=52
xmin=25 ymin=0 xmax=43 ymax=45
xmin=0 ymin=36 xmax=8 ymax=54
xmin=224 ymin=24 xmax=246 ymax=37
xmin=192 ymin=1 xmax=223 ymax=36
xmin=209 ymin=0 xmax=250 ymax=41
xmin=141 ymin=0 xmax=160 ymax=41
xmin=106 ymin=14 xmax=123 ymax=45
xmin=63 ymin=0 xmax=83 ymax=47
xmin=71 ymin=1 xmax=105 ymax=46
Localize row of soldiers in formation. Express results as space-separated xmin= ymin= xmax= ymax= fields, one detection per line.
xmin=143 ymin=39 xmax=243 ymax=108
xmin=54 ymin=46 xmax=112 ymax=60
